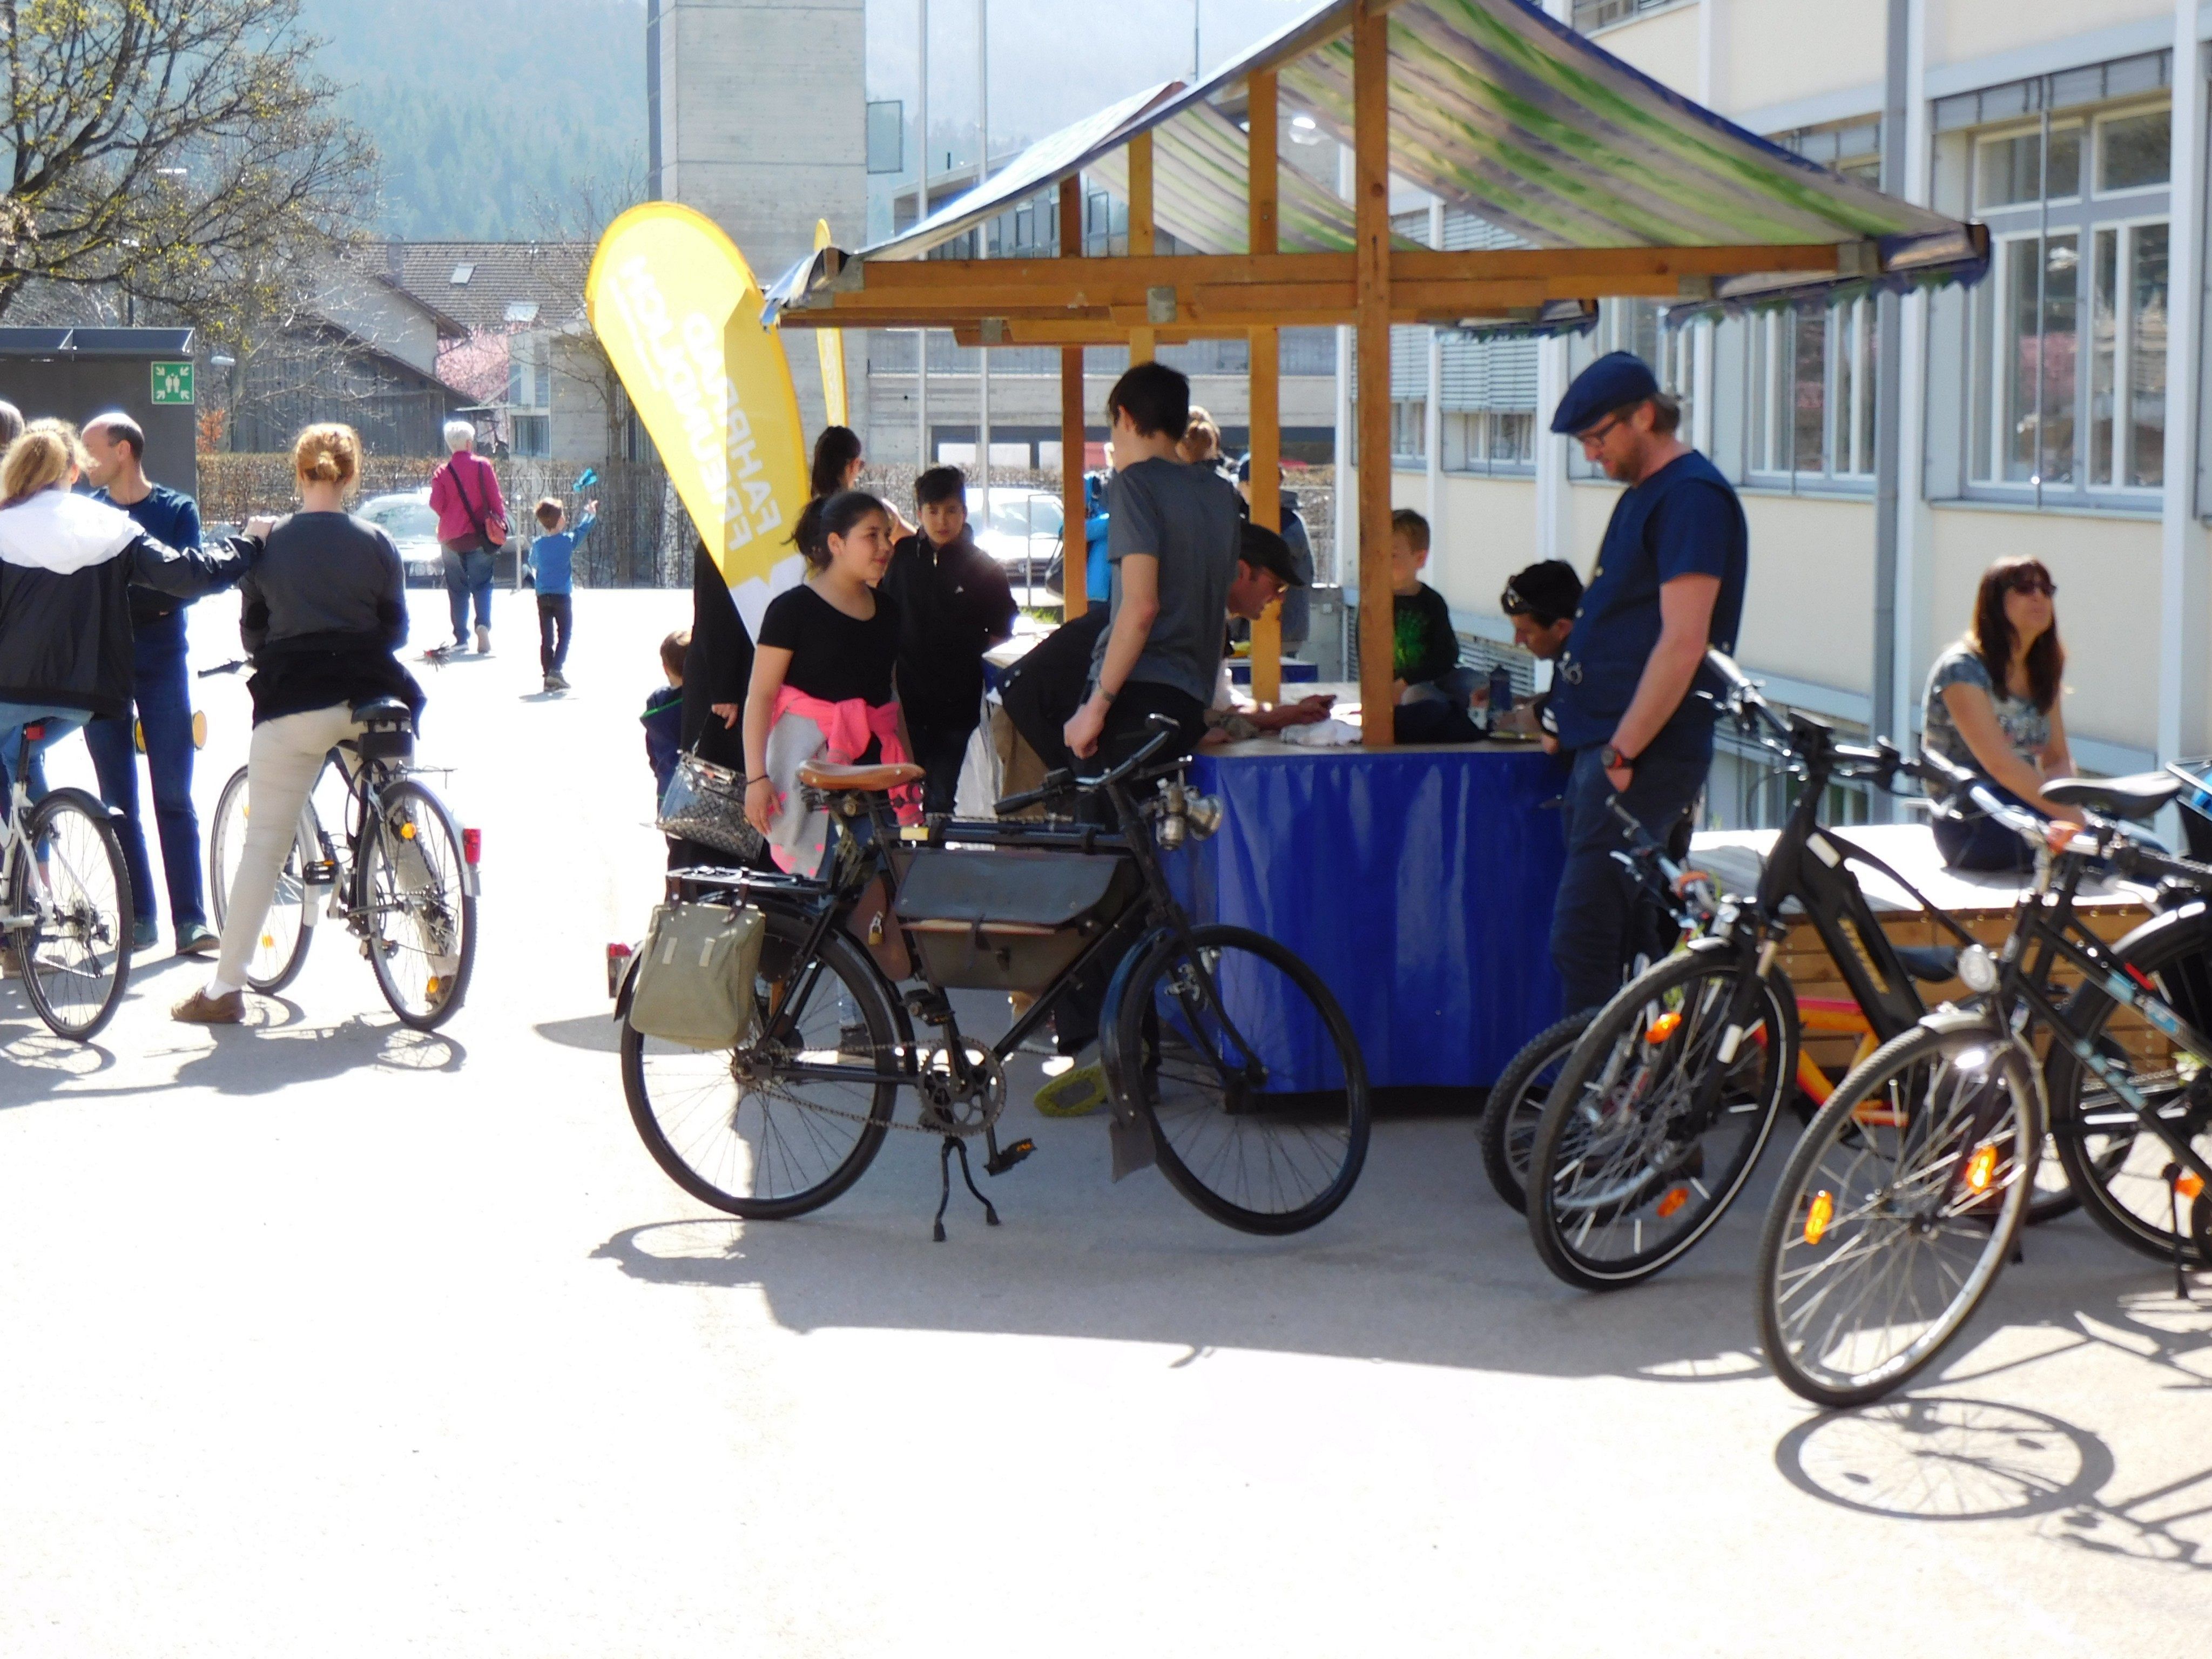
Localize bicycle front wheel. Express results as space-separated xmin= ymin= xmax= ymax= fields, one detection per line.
xmin=361 ymin=778 xmax=476 ymax=1030
xmin=12 ymin=787 xmax=132 ymax=1041
xmin=1527 ymin=945 xmax=1796 ymax=1290
xmin=1109 ymin=924 xmax=1370 ymax=1234
xmin=1480 ymin=1010 xmax=1597 ymax=1213
xmin=208 ymin=763 xmax=316 ymax=994
xmin=623 ymin=912 xmax=900 ymax=1219
xmin=1756 ymin=1018 xmax=2039 ymax=1408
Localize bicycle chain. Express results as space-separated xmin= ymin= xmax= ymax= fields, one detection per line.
xmin=742 ymin=1038 xmax=1007 ymax=1138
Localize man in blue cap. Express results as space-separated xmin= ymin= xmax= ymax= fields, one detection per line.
xmin=1545 ymin=350 xmax=1746 ymax=1013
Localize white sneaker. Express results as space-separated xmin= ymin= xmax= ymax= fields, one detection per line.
xmin=475 ymin=626 xmax=491 ymax=655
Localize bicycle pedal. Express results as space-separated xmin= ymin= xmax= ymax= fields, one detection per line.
xmin=985 ymin=1138 xmax=1035 ymax=1177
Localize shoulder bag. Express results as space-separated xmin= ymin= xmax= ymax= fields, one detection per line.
xmin=443 ymin=453 xmax=508 ymax=549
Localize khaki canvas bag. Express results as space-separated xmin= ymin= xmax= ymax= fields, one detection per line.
xmin=627 ymin=902 xmax=766 ymax=1050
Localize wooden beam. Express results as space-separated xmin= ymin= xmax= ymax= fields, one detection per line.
xmin=1060 ymin=176 xmax=1088 ymax=619
xmin=1354 ymin=0 xmax=1393 ymax=748
xmin=1247 ymin=68 xmax=1283 ymax=704
xmin=1129 ymin=130 xmax=1155 ymax=363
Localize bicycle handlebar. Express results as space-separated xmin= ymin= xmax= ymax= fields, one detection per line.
xmin=990 ymin=717 xmax=1181 ymax=817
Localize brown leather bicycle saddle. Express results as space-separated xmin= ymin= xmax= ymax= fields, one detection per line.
xmin=798 ymin=760 xmax=924 ymax=792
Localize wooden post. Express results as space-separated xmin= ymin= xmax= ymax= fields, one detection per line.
xmin=1353 ymin=0 xmax=1394 ymax=747
xmin=1247 ymin=69 xmax=1283 ymax=705
xmin=1129 ymin=130 xmax=1156 ymax=364
xmin=1060 ymin=176 xmax=1088 ymax=617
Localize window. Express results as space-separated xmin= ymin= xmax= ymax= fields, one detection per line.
xmin=1442 ymin=410 xmax=1535 ymax=473
xmin=2089 ymin=221 xmax=2168 ymax=487
xmin=1975 ymin=124 xmax=2081 ymax=210
xmin=2099 ymin=107 xmax=2170 ymax=192
xmin=1571 ymin=0 xmax=1678 ymax=29
xmin=510 ymin=414 xmax=550 ymax=457
xmin=449 ymin=262 xmax=474 ymax=285
xmin=1747 ymin=297 xmax=1877 ymax=484
xmin=1568 ymin=301 xmax=1694 ymax=477
xmin=1391 ymin=399 xmax=1427 ymax=463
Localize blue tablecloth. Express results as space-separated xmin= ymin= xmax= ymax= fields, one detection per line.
xmin=1170 ymin=741 xmax=1570 ymax=1089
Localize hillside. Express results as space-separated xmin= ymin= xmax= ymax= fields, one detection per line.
xmin=301 ymin=0 xmax=648 ymax=240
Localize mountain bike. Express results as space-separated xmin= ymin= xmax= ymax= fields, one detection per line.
xmin=201 ymin=665 xmax=479 ymax=1030
xmin=1523 ymin=650 xmax=1980 ymax=1291
xmin=1756 ymin=758 xmax=2212 ymax=1406
xmin=617 ymin=718 xmax=1371 ymax=1238
xmin=0 ymin=721 xmax=131 ymax=1040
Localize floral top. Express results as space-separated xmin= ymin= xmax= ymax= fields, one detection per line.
xmin=1921 ymin=643 xmax=2051 ymax=791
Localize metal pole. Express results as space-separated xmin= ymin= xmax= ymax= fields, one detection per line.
xmin=1869 ymin=0 xmax=1907 ymax=814
xmin=977 ymin=0 xmax=992 ymax=541
xmin=917 ymin=0 xmax=929 ymax=469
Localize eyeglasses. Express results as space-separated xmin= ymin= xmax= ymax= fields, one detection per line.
xmin=2006 ymin=572 xmax=2058 ymax=598
xmin=1575 ymin=413 xmax=1626 ymax=451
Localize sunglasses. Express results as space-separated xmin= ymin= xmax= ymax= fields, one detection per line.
xmin=2006 ymin=571 xmax=2058 ymax=598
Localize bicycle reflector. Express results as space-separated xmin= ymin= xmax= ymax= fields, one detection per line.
xmin=1803 ymin=1189 xmax=1835 ymax=1245
xmin=1965 ymin=1142 xmax=2000 ymax=1195
xmin=1958 ymin=943 xmax=1999 ymax=993
xmin=1644 ymin=1010 xmax=1683 ymax=1044
xmin=2176 ymin=1169 xmax=2206 ymax=1200
xmin=462 ymin=827 xmax=482 ymax=865
xmin=1656 ymin=1185 xmax=1689 ymax=1220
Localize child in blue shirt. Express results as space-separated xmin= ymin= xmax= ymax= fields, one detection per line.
xmin=525 ymin=496 xmax=596 ymax=691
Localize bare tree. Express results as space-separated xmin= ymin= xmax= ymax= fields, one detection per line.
xmin=0 ymin=0 xmax=375 ymax=327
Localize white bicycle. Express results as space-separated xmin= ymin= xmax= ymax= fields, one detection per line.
xmin=1 ymin=720 xmax=132 ymax=1040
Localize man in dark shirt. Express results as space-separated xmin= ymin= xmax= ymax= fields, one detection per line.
xmin=1545 ymin=352 xmax=1748 ymax=1013
xmin=80 ymin=412 xmax=218 ymax=956
xmin=880 ymin=464 xmax=1019 ymax=814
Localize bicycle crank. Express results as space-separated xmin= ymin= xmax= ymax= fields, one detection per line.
xmin=916 ymin=1042 xmax=1007 ymax=1137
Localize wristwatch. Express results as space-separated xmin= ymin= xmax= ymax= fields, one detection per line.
xmin=1600 ymin=743 xmax=1636 ymax=772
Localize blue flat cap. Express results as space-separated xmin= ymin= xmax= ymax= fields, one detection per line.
xmin=1550 ymin=350 xmax=1661 ymax=435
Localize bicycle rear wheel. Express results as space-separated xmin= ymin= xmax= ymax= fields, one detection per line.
xmin=208 ymin=763 xmax=317 ymax=994
xmin=1480 ymin=1010 xmax=1597 ymax=1213
xmin=1108 ymin=924 xmax=1370 ymax=1234
xmin=1756 ymin=1018 xmax=2038 ymax=1408
xmin=623 ymin=912 xmax=900 ymax=1219
xmin=11 ymin=787 xmax=131 ymax=1041
xmin=1527 ymin=945 xmax=1795 ymax=1290
xmin=361 ymin=778 xmax=476 ymax=1030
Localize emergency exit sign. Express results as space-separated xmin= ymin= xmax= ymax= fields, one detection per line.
xmin=151 ymin=361 xmax=194 ymax=404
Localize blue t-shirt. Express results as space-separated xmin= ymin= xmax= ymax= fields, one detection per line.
xmin=525 ymin=512 xmax=595 ymax=596
xmin=1550 ymin=450 xmax=1747 ymax=761
xmin=96 ymin=483 xmax=202 ymax=628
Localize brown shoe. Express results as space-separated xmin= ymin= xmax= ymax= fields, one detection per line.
xmin=171 ymin=987 xmax=245 ymax=1024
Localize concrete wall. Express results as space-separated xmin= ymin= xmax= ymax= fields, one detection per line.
xmin=1718 ymin=0 xmax=1885 ymax=114
xmin=1931 ymin=0 xmax=2168 ymax=67
xmin=1585 ymin=2 xmax=1701 ymax=92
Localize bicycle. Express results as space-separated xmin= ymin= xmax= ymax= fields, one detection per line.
xmin=1756 ymin=757 xmax=2212 ymax=1406
xmin=1522 ymin=650 xmax=1981 ymax=1291
xmin=200 ymin=663 xmax=480 ymax=1030
xmin=616 ymin=717 xmax=1372 ymax=1239
xmin=0 ymin=721 xmax=131 ymax=1040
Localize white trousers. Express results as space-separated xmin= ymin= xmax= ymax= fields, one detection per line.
xmin=214 ymin=704 xmax=362 ymax=988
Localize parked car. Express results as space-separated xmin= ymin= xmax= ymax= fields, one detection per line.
xmin=358 ymin=489 xmax=446 ymax=587
xmin=967 ymin=488 xmax=1063 ymax=591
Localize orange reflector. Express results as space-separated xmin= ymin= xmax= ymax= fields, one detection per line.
xmin=2177 ymin=1170 xmax=2206 ymax=1199
xmin=1656 ymin=1185 xmax=1689 ymax=1219
xmin=400 ymin=822 xmax=417 ymax=840
xmin=1645 ymin=1010 xmax=1683 ymax=1044
xmin=1804 ymin=1189 xmax=1835 ymax=1246
xmin=1965 ymin=1142 xmax=1999 ymax=1195
xmin=260 ymin=934 xmax=274 ymax=949
xmin=426 ymin=976 xmax=442 ymax=997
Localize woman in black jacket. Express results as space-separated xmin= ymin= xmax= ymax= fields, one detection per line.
xmin=0 ymin=419 xmax=258 ymax=812
xmin=173 ymin=423 xmax=424 ymax=1024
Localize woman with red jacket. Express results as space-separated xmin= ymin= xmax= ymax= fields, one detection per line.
xmin=428 ymin=417 xmax=508 ymax=656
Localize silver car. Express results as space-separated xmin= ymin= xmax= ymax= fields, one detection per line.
xmin=359 ymin=489 xmax=446 ymax=587
xmin=966 ymin=487 xmax=1063 ymax=591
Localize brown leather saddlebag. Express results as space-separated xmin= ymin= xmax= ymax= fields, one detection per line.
xmin=894 ymin=848 xmax=1140 ymax=990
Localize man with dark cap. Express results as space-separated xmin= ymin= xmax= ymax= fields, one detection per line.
xmin=1545 ymin=350 xmax=1746 ymax=1014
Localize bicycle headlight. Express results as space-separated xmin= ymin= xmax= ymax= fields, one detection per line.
xmin=1958 ymin=943 xmax=1999 ymax=994
xmin=1184 ymin=793 xmax=1225 ymax=841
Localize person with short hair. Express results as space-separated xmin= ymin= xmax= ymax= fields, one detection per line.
xmin=79 ymin=410 xmax=219 ymax=954
xmin=1544 ymin=350 xmax=1748 ymax=1014
xmin=428 ymin=417 xmax=506 ymax=656
xmin=1499 ymin=559 xmax=1583 ymax=662
xmin=1386 ymin=507 xmax=1464 ymax=705
xmin=523 ymin=494 xmax=595 ymax=692
xmin=643 ymin=627 xmax=690 ymax=861
xmin=0 ymin=401 xmax=22 ymax=448
xmin=880 ymin=464 xmax=1017 ymax=815
xmin=1234 ymin=455 xmax=1314 ymax=653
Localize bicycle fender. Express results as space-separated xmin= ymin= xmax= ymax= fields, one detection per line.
xmin=612 ymin=943 xmax=646 ymax=1024
xmin=1914 ymin=1006 xmax=2049 ymax=1122
xmin=1097 ymin=924 xmax=1175 ymax=1114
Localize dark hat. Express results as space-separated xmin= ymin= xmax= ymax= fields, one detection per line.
xmin=1501 ymin=559 xmax=1584 ymax=625
xmin=1549 ymin=350 xmax=1661 ymax=436
xmin=1238 ymin=520 xmax=1306 ymax=587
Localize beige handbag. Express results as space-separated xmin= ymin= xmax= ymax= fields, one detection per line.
xmin=627 ymin=902 xmax=766 ymax=1050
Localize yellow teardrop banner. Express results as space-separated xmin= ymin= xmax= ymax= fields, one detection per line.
xmin=584 ymin=203 xmax=809 ymax=620
xmin=814 ymin=219 xmax=849 ymax=429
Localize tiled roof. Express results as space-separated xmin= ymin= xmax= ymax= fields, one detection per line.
xmin=354 ymin=240 xmax=593 ymax=332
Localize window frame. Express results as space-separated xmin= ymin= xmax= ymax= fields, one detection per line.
xmin=1743 ymin=295 xmax=1879 ymax=492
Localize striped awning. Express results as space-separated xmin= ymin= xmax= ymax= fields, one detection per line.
xmin=764 ymin=0 xmax=1982 ymax=324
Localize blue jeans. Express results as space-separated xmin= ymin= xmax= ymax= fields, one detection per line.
xmin=83 ymin=611 xmax=206 ymax=928
xmin=1550 ymin=743 xmax=1709 ymax=1016
xmin=443 ymin=545 xmax=494 ymax=640
xmin=0 ymin=706 xmax=90 ymax=825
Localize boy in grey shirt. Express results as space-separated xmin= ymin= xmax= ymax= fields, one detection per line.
xmin=1067 ymin=361 xmax=1240 ymax=770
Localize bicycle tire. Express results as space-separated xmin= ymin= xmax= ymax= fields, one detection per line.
xmin=362 ymin=778 xmax=476 ymax=1030
xmin=623 ymin=913 xmax=900 ymax=1219
xmin=12 ymin=787 xmax=132 ymax=1041
xmin=1108 ymin=923 xmax=1370 ymax=1235
xmin=1756 ymin=1016 xmax=2039 ymax=1408
xmin=1527 ymin=943 xmax=1796 ymax=1290
xmin=207 ymin=763 xmax=317 ymax=994
xmin=1480 ymin=1010 xmax=1597 ymax=1213
xmin=2044 ymin=902 xmax=2212 ymax=1267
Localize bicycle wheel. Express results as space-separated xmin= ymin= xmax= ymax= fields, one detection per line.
xmin=1480 ymin=1010 xmax=1597 ymax=1213
xmin=2045 ymin=906 xmax=2212 ymax=1266
xmin=207 ymin=763 xmax=316 ymax=994
xmin=623 ymin=912 xmax=900 ymax=1219
xmin=1756 ymin=1017 xmax=2039 ymax=1408
xmin=11 ymin=787 xmax=131 ymax=1041
xmin=1527 ymin=944 xmax=1796 ymax=1290
xmin=1108 ymin=924 xmax=1370 ymax=1235
xmin=361 ymin=778 xmax=476 ymax=1030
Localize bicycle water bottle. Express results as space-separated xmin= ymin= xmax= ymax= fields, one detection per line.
xmin=1488 ymin=665 xmax=1514 ymax=717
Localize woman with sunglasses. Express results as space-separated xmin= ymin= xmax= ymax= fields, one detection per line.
xmin=1920 ymin=556 xmax=2078 ymax=870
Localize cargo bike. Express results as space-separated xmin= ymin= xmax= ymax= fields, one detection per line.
xmin=616 ymin=718 xmax=1371 ymax=1238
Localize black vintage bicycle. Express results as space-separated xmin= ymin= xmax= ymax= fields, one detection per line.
xmin=1756 ymin=757 xmax=2212 ymax=1406
xmin=617 ymin=719 xmax=1371 ymax=1238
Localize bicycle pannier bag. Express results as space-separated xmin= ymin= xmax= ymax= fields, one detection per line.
xmin=894 ymin=848 xmax=1140 ymax=990
xmin=626 ymin=902 xmax=766 ymax=1049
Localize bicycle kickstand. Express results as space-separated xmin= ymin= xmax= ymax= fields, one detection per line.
xmin=933 ymin=1135 xmax=1000 ymax=1242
